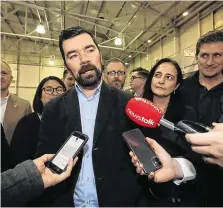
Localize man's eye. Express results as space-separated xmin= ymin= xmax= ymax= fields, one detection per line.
xmin=214 ymin=53 xmax=221 ymax=58
xmin=86 ymin=48 xmax=95 ymax=53
xmin=70 ymin=54 xmax=78 ymax=59
xmin=201 ymin=54 xmax=208 ymax=58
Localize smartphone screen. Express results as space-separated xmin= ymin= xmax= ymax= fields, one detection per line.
xmin=48 ymin=131 xmax=88 ymax=174
xmin=123 ymin=128 xmax=162 ymax=174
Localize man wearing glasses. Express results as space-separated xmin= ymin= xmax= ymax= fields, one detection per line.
xmin=179 ymin=30 xmax=223 ymax=206
xmin=130 ymin=67 xmax=148 ymax=97
xmin=105 ymin=58 xmax=127 ymax=89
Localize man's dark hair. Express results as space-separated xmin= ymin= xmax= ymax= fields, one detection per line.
xmin=59 ymin=26 xmax=99 ymax=63
xmin=131 ymin=67 xmax=149 ymax=79
xmin=196 ymin=30 xmax=223 ymax=56
xmin=63 ymin=69 xmax=69 ymax=79
xmin=33 ymin=76 xmax=66 ymax=114
xmin=105 ymin=58 xmax=126 ymax=72
xmin=143 ymin=58 xmax=183 ymax=101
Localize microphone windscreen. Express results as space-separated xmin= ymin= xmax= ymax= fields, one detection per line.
xmin=125 ymin=98 xmax=163 ymax=128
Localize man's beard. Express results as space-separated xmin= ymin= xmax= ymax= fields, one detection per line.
xmin=76 ymin=63 xmax=102 ymax=87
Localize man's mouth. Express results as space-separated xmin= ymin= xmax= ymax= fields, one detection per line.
xmin=79 ymin=64 xmax=95 ymax=75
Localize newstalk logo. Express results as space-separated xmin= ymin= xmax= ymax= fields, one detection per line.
xmin=134 ymin=98 xmax=162 ymax=114
xmin=126 ymin=108 xmax=155 ymax=126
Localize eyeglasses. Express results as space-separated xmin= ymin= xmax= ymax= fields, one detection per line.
xmin=106 ymin=71 xmax=126 ymax=76
xmin=197 ymin=52 xmax=223 ymax=64
xmin=42 ymin=86 xmax=65 ymax=95
xmin=130 ymin=76 xmax=145 ymax=81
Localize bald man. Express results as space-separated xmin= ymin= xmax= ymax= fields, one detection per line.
xmin=1 ymin=60 xmax=32 ymax=144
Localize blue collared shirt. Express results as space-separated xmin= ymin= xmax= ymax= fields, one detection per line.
xmin=73 ymin=81 xmax=102 ymax=207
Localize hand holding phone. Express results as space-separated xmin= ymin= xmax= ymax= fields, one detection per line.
xmin=48 ymin=131 xmax=88 ymax=174
xmin=123 ymin=128 xmax=162 ymax=175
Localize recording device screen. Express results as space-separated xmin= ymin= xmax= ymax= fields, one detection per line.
xmin=48 ymin=131 xmax=88 ymax=174
xmin=123 ymin=128 xmax=162 ymax=174
xmin=52 ymin=136 xmax=84 ymax=170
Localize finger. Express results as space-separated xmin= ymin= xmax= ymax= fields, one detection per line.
xmin=185 ymin=132 xmax=212 ymax=146
xmin=40 ymin=154 xmax=55 ymax=163
xmin=59 ymin=158 xmax=73 ymax=182
xmin=73 ymin=157 xmax=78 ymax=167
xmin=148 ymin=172 xmax=155 ymax=180
xmin=136 ymin=165 xmax=145 ymax=175
xmin=192 ymin=145 xmax=212 ymax=156
xmin=211 ymin=123 xmax=223 ymax=131
xmin=204 ymin=157 xmax=220 ymax=166
xmin=131 ymin=157 xmax=139 ymax=166
xmin=146 ymin=138 xmax=166 ymax=155
xmin=129 ymin=151 xmax=135 ymax=157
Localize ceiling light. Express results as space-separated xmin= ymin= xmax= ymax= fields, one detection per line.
xmin=36 ymin=24 xmax=45 ymax=34
xmin=128 ymin=55 xmax=132 ymax=58
xmin=49 ymin=59 xmax=55 ymax=65
xmin=125 ymin=62 xmax=129 ymax=65
xmin=182 ymin=11 xmax=189 ymax=17
xmin=114 ymin=37 xmax=122 ymax=46
xmin=147 ymin=39 xmax=152 ymax=43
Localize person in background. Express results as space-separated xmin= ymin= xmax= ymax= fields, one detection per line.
xmin=105 ymin=58 xmax=127 ymax=89
xmin=1 ymin=59 xmax=32 ymax=145
xmin=62 ymin=69 xmax=75 ymax=90
xmin=139 ymin=58 xmax=203 ymax=206
xmin=179 ymin=30 xmax=223 ymax=206
xmin=2 ymin=154 xmax=78 ymax=207
xmin=130 ymin=67 xmax=148 ymax=97
xmin=10 ymin=76 xmax=66 ymax=167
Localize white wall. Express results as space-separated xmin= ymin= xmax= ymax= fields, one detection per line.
xmin=2 ymin=51 xmax=65 ymax=105
xmin=129 ymin=6 xmax=223 ymax=76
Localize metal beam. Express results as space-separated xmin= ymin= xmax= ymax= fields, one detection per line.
xmin=98 ymin=44 xmax=147 ymax=54
xmin=1 ymin=31 xmax=146 ymax=54
xmin=2 ymin=1 xmax=148 ymax=47
xmin=2 ymin=7 xmax=21 ymax=20
xmin=125 ymin=1 xmax=177 ymax=50
xmin=0 ymin=32 xmax=58 ymax=41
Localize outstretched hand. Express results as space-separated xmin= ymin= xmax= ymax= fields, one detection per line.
xmin=33 ymin=154 xmax=78 ymax=188
xmin=130 ymin=138 xmax=183 ymax=183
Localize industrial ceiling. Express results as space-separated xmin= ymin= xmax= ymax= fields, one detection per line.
xmin=1 ymin=1 xmax=223 ymax=63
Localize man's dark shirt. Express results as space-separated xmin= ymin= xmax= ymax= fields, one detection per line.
xmin=180 ymin=71 xmax=223 ymax=126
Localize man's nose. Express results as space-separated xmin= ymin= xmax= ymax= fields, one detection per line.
xmin=206 ymin=56 xmax=214 ymax=65
xmin=80 ymin=52 xmax=90 ymax=64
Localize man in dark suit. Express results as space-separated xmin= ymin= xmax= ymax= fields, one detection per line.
xmin=179 ymin=30 xmax=223 ymax=206
xmin=35 ymin=26 xmax=146 ymax=207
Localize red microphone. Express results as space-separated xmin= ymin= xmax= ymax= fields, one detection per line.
xmin=126 ymin=97 xmax=178 ymax=132
xmin=126 ymin=97 xmax=211 ymax=134
xmin=125 ymin=98 xmax=163 ymax=128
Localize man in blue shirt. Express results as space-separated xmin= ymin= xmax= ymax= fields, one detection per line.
xmin=35 ymin=26 xmax=146 ymax=207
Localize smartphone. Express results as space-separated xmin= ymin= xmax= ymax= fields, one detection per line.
xmin=122 ymin=128 xmax=162 ymax=174
xmin=48 ymin=131 xmax=88 ymax=174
